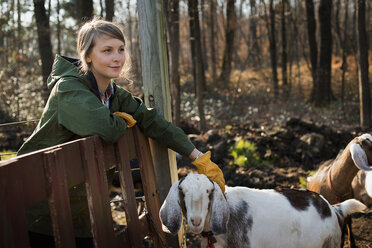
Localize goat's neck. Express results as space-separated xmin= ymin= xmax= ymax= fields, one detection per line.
xmin=330 ymin=147 xmax=359 ymax=193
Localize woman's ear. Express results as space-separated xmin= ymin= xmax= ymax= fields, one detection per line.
xmin=159 ymin=180 xmax=182 ymax=235
xmin=86 ymin=55 xmax=92 ymax=63
xmin=210 ymin=182 xmax=229 ymax=235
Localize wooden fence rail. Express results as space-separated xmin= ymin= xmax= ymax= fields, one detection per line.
xmin=0 ymin=126 xmax=166 ymax=248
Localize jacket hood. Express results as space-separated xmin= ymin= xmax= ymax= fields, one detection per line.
xmin=47 ymin=55 xmax=85 ymax=90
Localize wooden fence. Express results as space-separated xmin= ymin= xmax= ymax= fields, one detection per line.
xmin=0 ymin=126 xmax=167 ymax=248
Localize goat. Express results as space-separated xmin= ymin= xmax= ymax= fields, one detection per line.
xmin=307 ymin=133 xmax=372 ymax=247
xmin=160 ymin=173 xmax=366 ymax=248
xmin=352 ymin=170 xmax=372 ymax=207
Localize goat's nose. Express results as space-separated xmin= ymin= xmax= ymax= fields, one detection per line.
xmin=191 ymin=216 xmax=202 ymax=227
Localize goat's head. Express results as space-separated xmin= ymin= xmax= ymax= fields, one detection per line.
xmin=159 ymin=173 xmax=229 ymax=235
xmin=350 ymin=134 xmax=372 ymax=171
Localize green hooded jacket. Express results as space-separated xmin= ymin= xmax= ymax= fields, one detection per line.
xmin=19 ymin=55 xmax=195 ymax=237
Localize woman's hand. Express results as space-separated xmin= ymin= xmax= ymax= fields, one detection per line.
xmin=191 ymin=151 xmax=225 ymax=193
xmin=114 ymin=112 xmax=137 ymax=127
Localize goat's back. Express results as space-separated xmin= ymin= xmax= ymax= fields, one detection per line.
xmin=223 ymin=186 xmax=343 ymax=248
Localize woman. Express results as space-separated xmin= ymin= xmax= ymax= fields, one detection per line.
xmin=18 ymin=17 xmax=224 ymax=247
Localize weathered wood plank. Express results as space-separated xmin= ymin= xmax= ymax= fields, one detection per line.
xmin=116 ymin=131 xmax=144 ymax=248
xmin=80 ymin=136 xmax=116 ymax=248
xmin=44 ymin=149 xmax=76 ymax=248
xmin=0 ymin=163 xmax=29 ymax=248
xmin=133 ymin=127 xmax=165 ymax=247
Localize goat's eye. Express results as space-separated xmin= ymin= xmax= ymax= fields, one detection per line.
xmin=206 ymin=189 xmax=209 ymax=194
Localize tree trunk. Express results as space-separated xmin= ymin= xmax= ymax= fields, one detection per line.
xmin=219 ymin=0 xmax=236 ymax=85
xmin=76 ymin=0 xmax=94 ymax=23
xmin=200 ymin=0 xmax=208 ymax=72
xmin=265 ymin=0 xmax=279 ymax=98
xmin=17 ymin=0 xmax=22 ymax=53
xmin=33 ymin=0 xmax=54 ymax=103
xmin=249 ymin=0 xmax=261 ymax=67
xmin=305 ymin=0 xmax=318 ymax=99
xmin=313 ymin=0 xmax=333 ymax=107
xmin=165 ymin=0 xmax=181 ymax=126
xmin=357 ymin=0 xmax=371 ymax=128
xmin=105 ymin=0 xmax=114 ymax=21
xmin=188 ymin=0 xmax=206 ymax=132
xmin=281 ymin=0 xmax=288 ymax=90
xmin=209 ymin=0 xmax=217 ymax=82
xmin=57 ymin=0 xmax=61 ymax=54
xmin=335 ymin=0 xmax=349 ymax=112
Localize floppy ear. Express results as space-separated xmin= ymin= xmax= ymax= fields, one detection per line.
xmin=159 ymin=180 xmax=182 ymax=235
xmin=350 ymin=143 xmax=372 ymax=171
xmin=210 ymin=182 xmax=230 ymax=235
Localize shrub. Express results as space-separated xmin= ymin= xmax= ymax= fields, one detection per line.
xmin=229 ymin=139 xmax=271 ymax=168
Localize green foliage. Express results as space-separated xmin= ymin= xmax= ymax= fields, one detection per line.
xmin=229 ymin=139 xmax=271 ymax=168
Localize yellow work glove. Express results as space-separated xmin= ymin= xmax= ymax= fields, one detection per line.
xmin=114 ymin=112 xmax=137 ymax=128
xmin=192 ymin=151 xmax=225 ymax=193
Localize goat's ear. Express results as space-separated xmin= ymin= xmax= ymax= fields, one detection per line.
xmin=350 ymin=143 xmax=372 ymax=171
xmin=159 ymin=180 xmax=182 ymax=235
xmin=210 ymin=182 xmax=230 ymax=235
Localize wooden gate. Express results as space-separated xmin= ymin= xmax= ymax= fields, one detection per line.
xmin=0 ymin=126 xmax=166 ymax=247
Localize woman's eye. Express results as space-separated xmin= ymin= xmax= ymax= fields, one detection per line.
xmin=119 ymin=48 xmax=125 ymax=53
xmin=104 ymin=49 xmax=111 ymax=53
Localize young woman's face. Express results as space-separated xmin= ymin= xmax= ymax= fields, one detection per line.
xmin=86 ymin=35 xmax=125 ymax=84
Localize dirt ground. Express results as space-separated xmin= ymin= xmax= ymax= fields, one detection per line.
xmin=352 ymin=213 xmax=372 ymax=248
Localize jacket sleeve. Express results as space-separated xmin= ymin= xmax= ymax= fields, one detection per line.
xmin=57 ymin=79 xmax=128 ymax=144
xmin=114 ymin=86 xmax=195 ymax=157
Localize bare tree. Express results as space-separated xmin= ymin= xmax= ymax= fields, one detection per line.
xmin=56 ymin=0 xmax=61 ymax=54
xmin=219 ymin=0 xmax=236 ymax=85
xmin=17 ymin=0 xmax=22 ymax=53
xmin=263 ymin=0 xmax=279 ymax=98
xmin=313 ymin=0 xmax=333 ymax=107
xmin=209 ymin=0 xmax=217 ymax=82
xmin=281 ymin=0 xmax=288 ymax=91
xmin=33 ymin=0 xmax=54 ymax=102
xmin=188 ymin=0 xmax=206 ymax=131
xmin=76 ymin=0 xmax=93 ymax=23
xmin=105 ymin=0 xmax=114 ymax=21
xmin=357 ymin=0 xmax=371 ymax=128
xmin=200 ymin=0 xmax=208 ymax=72
xmin=248 ymin=0 xmax=261 ymax=67
xmin=164 ymin=0 xmax=181 ymax=126
xmin=335 ymin=0 xmax=349 ymax=112
xmin=305 ymin=0 xmax=318 ymax=99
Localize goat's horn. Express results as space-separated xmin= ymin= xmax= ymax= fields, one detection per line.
xmin=350 ymin=143 xmax=372 ymax=171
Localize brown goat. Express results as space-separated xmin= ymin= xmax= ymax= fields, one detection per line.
xmin=307 ymin=133 xmax=372 ymax=247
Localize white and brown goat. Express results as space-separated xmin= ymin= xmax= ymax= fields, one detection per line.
xmin=307 ymin=133 xmax=372 ymax=247
xmin=160 ymin=173 xmax=366 ymax=248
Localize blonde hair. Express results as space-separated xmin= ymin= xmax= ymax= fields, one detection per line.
xmin=77 ymin=16 xmax=131 ymax=78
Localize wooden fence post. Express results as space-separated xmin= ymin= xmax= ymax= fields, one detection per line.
xmin=137 ymin=1 xmax=183 ymax=247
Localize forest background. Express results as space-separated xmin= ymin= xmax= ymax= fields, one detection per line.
xmin=0 ymin=0 xmax=371 ymax=149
